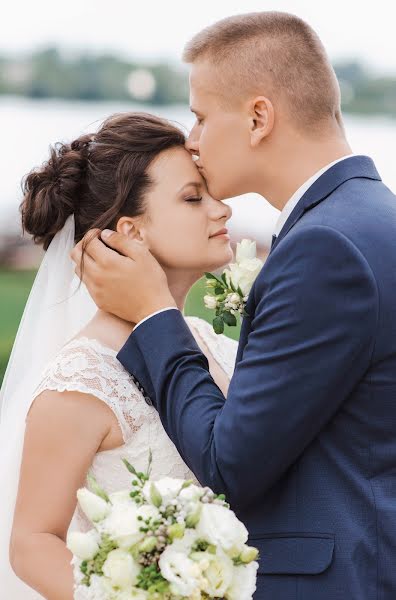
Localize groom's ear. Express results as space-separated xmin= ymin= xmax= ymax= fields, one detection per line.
xmin=248 ymin=96 xmax=274 ymax=147
xmin=116 ymin=217 xmax=145 ymax=243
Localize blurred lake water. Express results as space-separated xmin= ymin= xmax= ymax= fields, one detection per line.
xmin=1 ymin=95 xmax=395 ymax=246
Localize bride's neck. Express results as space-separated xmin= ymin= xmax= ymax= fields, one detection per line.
xmin=166 ymin=268 xmax=201 ymax=311
xmin=94 ymin=269 xmax=200 ymax=334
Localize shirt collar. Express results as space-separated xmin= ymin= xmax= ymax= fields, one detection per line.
xmin=274 ymin=154 xmax=355 ymax=237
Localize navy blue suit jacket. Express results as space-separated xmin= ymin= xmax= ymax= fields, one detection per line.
xmin=118 ymin=156 xmax=396 ymax=599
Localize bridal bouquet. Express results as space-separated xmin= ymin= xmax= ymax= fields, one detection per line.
xmin=203 ymin=239 xmax=264 ymax=334
xmin=67 ymin=455 xmax=259 ymax=600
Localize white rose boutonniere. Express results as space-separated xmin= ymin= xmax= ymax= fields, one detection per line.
xmin=203 ymin=238 xmax=264 ymax=334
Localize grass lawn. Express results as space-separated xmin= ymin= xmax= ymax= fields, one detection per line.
xmin=0 ymin=269 xmax=37 ymax=386
xmin=0 ymin=270 xmax=240 ymax=387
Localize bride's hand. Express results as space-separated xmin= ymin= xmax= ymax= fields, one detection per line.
xmin=70 ymin=229 xmax=176 ymax=324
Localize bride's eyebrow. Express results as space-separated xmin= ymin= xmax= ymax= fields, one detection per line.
xmin=178 ymin=182 xmax=202 ymax=194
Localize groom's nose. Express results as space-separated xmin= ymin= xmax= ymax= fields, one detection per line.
xmin=185 ymin=127 xmax=200 ymax=156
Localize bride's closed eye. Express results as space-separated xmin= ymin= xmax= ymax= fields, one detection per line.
xmin=185 ymin=196 xmax=203 ymax=203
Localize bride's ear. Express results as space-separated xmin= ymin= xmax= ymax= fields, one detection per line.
xmin=116 ymin=216 xmax=145 ymax=243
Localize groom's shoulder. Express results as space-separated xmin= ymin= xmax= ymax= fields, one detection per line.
xmin=292 ymin=175 xmax=396 ymax=251
xmin=257 ymin=175 xmax=396 ymax=291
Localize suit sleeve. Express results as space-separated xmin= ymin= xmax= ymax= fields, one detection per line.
xmin=117 ymin=226 xmax=378 ymax=510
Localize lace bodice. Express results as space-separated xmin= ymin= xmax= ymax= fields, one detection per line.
xmin=31 ymin=316 xmax=238 ymax=536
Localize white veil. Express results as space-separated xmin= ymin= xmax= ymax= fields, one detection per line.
xmin=0 ymin=215 xmax=97 ymax=598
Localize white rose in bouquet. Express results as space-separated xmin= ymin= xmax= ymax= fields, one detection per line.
xmin=196 ymin=502 xmax=248 ymax=552
xmin=99 ymin=503 xmax=143 ymax=549
xmin=178 ymin=483 xmax=203 ymax=503
xmin=102 ymin=549 xmax=140 ymax=589
xmin=69 ymin=458 xmax=259 ymax=600
xmin=227 ymin=561 xmax=259 ymax=600
xmin=67 ymin=530 xmax=100 ymax=561
xmin=159 ymin=546 xmax=204 ymax=597
xmin=191 ymin=548 xmax=234 ymax=598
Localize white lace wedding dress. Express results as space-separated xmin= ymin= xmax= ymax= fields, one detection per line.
xmin=25 ymin=316 xmax=237 ymax=599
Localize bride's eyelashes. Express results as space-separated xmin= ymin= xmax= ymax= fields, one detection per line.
xmin=185 ymin=196 xmax=203 ymax=203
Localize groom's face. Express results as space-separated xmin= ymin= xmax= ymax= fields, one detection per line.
xmin=186 ymin=61 xmax=252 ymax=201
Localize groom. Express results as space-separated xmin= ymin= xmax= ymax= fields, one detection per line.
xmin=72 ymin=12 xmax=396 ymax=600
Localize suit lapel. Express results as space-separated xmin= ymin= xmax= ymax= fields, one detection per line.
xmin=271 ymin=155 xmax=381 ymax=253
xmin=236 ymin=156 xmax=381 ymax=365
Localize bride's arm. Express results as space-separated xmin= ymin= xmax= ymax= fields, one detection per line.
xmin=10 ymin=389 xmax=120 ymax=600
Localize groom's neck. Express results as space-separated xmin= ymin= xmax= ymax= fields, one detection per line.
xmin=259 ymin=136 xmax=352 ymax=211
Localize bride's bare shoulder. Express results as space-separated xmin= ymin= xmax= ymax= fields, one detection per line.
xmin=74 ymin=311 xmax=134 ymax=353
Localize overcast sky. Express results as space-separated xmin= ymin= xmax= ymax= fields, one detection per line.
xmin=1 ymin=0 xmax=395 ymax=73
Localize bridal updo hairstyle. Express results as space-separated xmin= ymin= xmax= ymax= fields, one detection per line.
xmin=20 ymin=113 xmax=186 ymax=251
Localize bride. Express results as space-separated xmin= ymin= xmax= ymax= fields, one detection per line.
xmin=0 ymin=112 xmax=238 ymax=599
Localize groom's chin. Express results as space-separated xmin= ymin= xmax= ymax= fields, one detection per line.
xmin=207 ymin=180 xmax=237 ymax=202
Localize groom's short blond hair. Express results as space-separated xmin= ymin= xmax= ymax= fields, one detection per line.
xmin=183 ymin=12 xmax=342 ymax=130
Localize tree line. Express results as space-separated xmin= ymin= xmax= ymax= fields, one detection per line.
xmin=0 ymin=48 xmax=395 ymax=116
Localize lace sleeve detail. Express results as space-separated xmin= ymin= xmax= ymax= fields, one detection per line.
xmin=185 ymin=316 xmax=238 ymax=379
xmin=32 ymin=338 xmax=146 ymax=444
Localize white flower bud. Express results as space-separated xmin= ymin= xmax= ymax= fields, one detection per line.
xmin=204 ymin=295 xmax=218 ymax=310
xmin=66 ymin=530 xmax=100 ymax=560
xmin=228 ymin=293 xmax=241 ymax=305
xmin=236 ymin=239 xmax=257 ymax=263
xmin=77 ymin=488 xmax=110 ymax=522
xmin=103 ymin=549 xmax=140 ymax=589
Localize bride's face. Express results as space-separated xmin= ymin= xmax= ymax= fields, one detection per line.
xmin=123 ymin=146 xmax=233 ymax=274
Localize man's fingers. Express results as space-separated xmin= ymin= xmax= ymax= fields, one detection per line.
xmin=101 ymin=229 xmax=146 ymax=259
xmin=70 ymin=239 xmax=83 ymax=266
xmin=70 ymin=233 xmax=101 ymax=280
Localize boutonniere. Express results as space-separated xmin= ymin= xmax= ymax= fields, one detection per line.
xmin=203 ymin=239 xmax=264 ymax=334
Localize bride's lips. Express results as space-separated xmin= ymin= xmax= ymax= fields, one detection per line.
xmin=210 ymin=228 xmax=230 ymax=240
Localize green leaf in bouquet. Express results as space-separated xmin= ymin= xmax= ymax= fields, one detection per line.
xmin=213 ymin=316 xmax=225 ymax=335
xmin=214 ymin=285 xmax=224 ymax=295
xmin=146 ymin=448 xmax=153 ymax=479
xmin=204 ymin=272 xmax=217 ymax=280
xmin=222 ymin=311 xmax=237 ymax=327
xmin=221 ymin=272 xmax=228 ymax=285
xmin=180 ymin=479 xmax=194 ymax=490
xmin=87 ymin=474 xmax=109 ymax=503
xmin=237 ymin=285 xmax=244 ymax=297
xmin=229 ymin=278 xmax=237 ymax=293
xmin=150 ymin=482 xmax=163 ymax=508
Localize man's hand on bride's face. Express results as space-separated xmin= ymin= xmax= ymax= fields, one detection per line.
xmin=70 ymin=229 xmax=176 ymax=324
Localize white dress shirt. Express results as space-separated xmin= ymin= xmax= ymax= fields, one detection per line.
xmin=273 ymin=154 xmax=354 ymax=237
xmin=135 ymin=154 xmax=355 ymax=330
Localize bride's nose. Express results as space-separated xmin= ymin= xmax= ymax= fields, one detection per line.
xmin=209 ymin=198 xmax=232 ymax=222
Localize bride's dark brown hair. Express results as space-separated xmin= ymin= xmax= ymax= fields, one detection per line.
xmin=20 ymin=112 xmax=186 ymax=251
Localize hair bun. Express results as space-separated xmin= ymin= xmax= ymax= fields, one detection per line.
xmin=20 ymin=133 xmax=93 ymax=250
